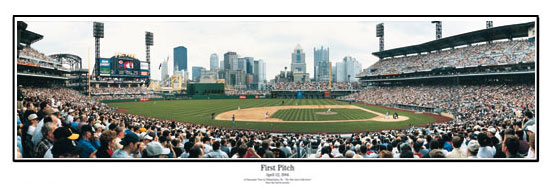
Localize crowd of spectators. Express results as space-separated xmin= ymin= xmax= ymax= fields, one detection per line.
xmin=225 ymin=89 xmax=270 ymax=96
xmin=270 ymin=81 xmax=362 ymax=91
xmin=16 ymin=84 xmax=536 ymax=159
xmin=90 ymin=87 xmax=156 ymax=101
xmin=91 ymin=87 xmax=153 ymax=95
xmin=18 ymin=47 xmax=57 ymax=63
xmin=361 ymin=39 xmax=535 ymax=76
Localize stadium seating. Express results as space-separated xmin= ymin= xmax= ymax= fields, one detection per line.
xmin=360 ymin=39 xmax=535 ymax=76
xmin=16 ymin=85 xmax=536 ymax=159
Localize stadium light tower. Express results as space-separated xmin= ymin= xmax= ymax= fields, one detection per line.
xmin=486 ymin=21 xmax=493 ymax=29
xmin=376 ymin=23 xmax=384 ymax=52
xmin=431 ymin=21 xmax=442 ymax=40
xmin=145 ymin=32 xmax=154 ymax=79
xmin=486 ymin=21 xmax=494 ymax=44
xmin=93 ymin=22 xmax=104 ymax=77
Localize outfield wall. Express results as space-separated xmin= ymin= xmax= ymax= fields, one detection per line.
xmin=101 ymin=95 xmax=270 ymax=103
xmin=100 ymin=97 xmax=164 ymax=103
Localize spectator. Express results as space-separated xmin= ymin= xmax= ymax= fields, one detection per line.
xmin=447 ymin=136 xmax=467 ymax=158
xmin=112 ymin=132 xmax=140 ymax=158
xmin=477 ymin=133 xmax=496 ymax=158
xmin=399 ymin=143 xmax=414 ymax=158
xmin=179 ymin=142 xmax=195 ymax=158
xmin=144 ymin=141 xmax=171 ymax=158
xmin=51 ymin=139 xmax=83 ymax=158
xmin=95 ymin=130 xmax=117 ymax=158
xmin=205 ymin=141 xmax=229 ymax=158
xmin=467 ymin=140 xmax=480 ymax=159
xmin=188 ymin=144 xmax=205 ymax=158
xmin=32 ymin=122 xmax=57 ymax=158
xmin=114 ymin=127 xmax=125 ymax=150
xmin=379 ymin=150 xmax=393 ymax=158
xmin=46 ymin=126 xmax=80 ymax=158
xmin=32 ymin=108 xmax=58 ymax=146
xmin=503 ymin=135 xmax=522 ymax=158
xmin=429 ymin=149 xmax=445 ymax=158
xmin=202 ymin=136 xmax=213 ymax=153
xmin=77 ymin=125 xmax=100 ymax=158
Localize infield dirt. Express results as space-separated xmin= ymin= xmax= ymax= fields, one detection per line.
xmin=214 ymin=105 xmax=408 ymax=123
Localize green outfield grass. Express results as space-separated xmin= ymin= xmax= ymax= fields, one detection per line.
xmin=270 ymin=108 xmax=377 ymax=121
xmin=108 ymin=99 xmax=435 ymax=133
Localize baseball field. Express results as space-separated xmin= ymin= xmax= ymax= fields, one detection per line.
xmin=108 ymin=99 xmax=436 ymax=133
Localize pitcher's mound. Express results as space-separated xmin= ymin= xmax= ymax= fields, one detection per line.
xmin=315 ymin=112 xmax=337 ymax=115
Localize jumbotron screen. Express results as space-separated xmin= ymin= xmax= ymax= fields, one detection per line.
xmin=99 ymin=57 xmax=149 ymax=77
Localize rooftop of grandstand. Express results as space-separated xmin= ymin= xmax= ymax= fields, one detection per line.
xmin=372 ymin=22 xmax=535 ymax=59
xmin=17 ymin=21 xmax=43 ymax=47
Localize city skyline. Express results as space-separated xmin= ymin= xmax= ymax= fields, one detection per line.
xmin=21 ymin=19 xmax=534 ymax=81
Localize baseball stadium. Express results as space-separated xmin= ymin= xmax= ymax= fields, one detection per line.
xmin=15 ymin=19 xmax=536 ymax=160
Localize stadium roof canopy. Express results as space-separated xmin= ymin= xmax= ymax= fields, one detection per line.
xmin=372 ymin=22 xmax=535 ymax=59
xmin=17 ymin=21 xmax=43 ymax=48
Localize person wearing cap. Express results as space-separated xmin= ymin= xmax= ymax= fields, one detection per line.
xmin=77 ymin=125 xmax=100 ymax=158
xmin=52 ymin=138 xmax=83 ymax=158
xmin=159 ymin=137 xmax=176 ymax=158
xmin=66 ymin=109 xmax=74 ymax=123
xmin=467 ymin=140 xmax=480 ymax=159
xmin=31 ymin=108 xmax=60 ymax=146
xmin=43 ymin=126 xmax=80 ymax=158
xmin=144 ymin=141 xmax=172 ymax=158
xmin=94 ymin=123 xmax=105 ymax=136
xmin=112 ymin=132 xmax=140 ymax=158
xmin=32 ymin=122 xmax=57 ymax=158
xmin=23 ymin=114 xmax=39 ymax=157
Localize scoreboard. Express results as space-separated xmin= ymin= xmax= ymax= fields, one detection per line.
xmin=97 ymin=57 xmax=149 ymax=77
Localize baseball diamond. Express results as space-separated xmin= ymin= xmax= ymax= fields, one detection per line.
xmin=109 ymin=99 xmax=432 ymax=133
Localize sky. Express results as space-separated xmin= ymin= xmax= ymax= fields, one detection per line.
xmin=21 ymin=17 xmax=535 ymax=81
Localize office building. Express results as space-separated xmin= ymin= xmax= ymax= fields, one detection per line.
xmin=192 ymin=66 xmax=205 ymax=82
xmin=174 ymin=46 xmax=187 ymax=72
xmin=314 ymin=46 xmax=330 ymax=81
xmin=210 ymin=53 xmax=219 ymax=70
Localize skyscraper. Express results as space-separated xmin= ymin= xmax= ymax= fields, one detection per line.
xmin=237 ymin=58 xmax=247 ymax=72
xmin=174 ymin=46 xmax=187 ymax=72
xmin=336 ymin=56 xmax=362 ymax=82
xmin=244 ymin=57 xmax=254 ymax=74
xmin=223 ymin=52 xmax=237 ymax=70
xmin=210 ymin=53 xmax=219 ymax=70
xmin=192 ymin=66 xmax=205 ymax=82
xmin=291 ymin=44 xmax=309 ymax=82
xmin=161 ymin=59 xmax=169 ymax=81
xmin=291 ymin=44 xmax=306 ymax=73
xmin=314 ymin=46 xmax=330 ymax=81
xmin=257 ymin=60 xmax=266 ymax=90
